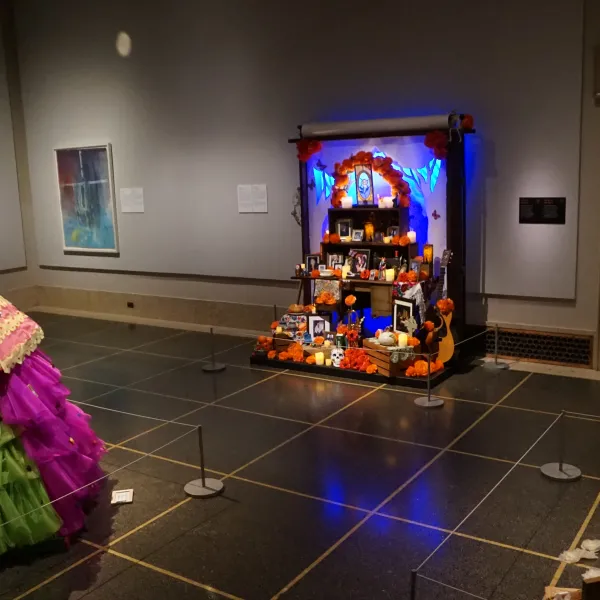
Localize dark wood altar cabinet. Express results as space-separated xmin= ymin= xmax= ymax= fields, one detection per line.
xmin=294 ymin=125 xmax=470 ymax=339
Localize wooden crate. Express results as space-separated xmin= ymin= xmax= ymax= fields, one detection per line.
xmin=274 ymin=336 xmax=294 ymax=353
xmin=363 ymin=339 xmax=417 ymax=378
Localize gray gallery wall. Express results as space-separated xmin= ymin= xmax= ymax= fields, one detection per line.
xmin=0 ymin=24 xmax=25 ymax=274
xmin=13 ymin=0 xmax=594 ymax=330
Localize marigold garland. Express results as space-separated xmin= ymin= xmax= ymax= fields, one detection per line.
xmin=346 ymin=329 xmax=359 ymax=343
xmin=407 ymin=271 xmax=418 ymax=283
xmin=330 ymin=151 xmax=411 ymax=208
xmin=424 ymin=130 xmax=448 ymax=160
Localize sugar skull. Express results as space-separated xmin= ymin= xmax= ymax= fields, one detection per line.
xmin=331 ymin=347 xmax=345 ymax=368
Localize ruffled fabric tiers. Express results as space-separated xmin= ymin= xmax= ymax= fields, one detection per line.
xmin=0 ymin=422 xmax=62 ymax=554
xmin=0 ymin=350 xmax=106 ymax=544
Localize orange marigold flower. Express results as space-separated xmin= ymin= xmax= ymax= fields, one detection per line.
xmin=337 ymin=324 xmax=348 ymax=335
xmin=366 ymin=364 xmax=378 ymax=374
xmin=424 ymin=321 xmax=435 ymax=332
xmin=313 ymin=336 xmax=324 ymax=346
xmin=329 ymin=233 xmax=341 ymax=244
xmin=305 ymin=355 xmax=316 ymax=365
xmin=407 ymin=271 xmax=418 ymax=283
xmin=278 ymin=351 xmax=290 ymax=361
xmin=270 ymin=321 xmax=279 ymax=330
xmin=311 ymin=269 xmax=320 ymax=278
xmin=267 ymin=350 xmax=277 ymax=359
xmin=345 ymin=295 xmax=357 ymax=306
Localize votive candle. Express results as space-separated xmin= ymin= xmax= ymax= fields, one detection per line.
xmin=397 ymin=333 xmax=408 ymax=348
xmin=325 ymin=358 xmax=332 ymax=367
xmin=315 ymin=352 xmax=325 ymax=366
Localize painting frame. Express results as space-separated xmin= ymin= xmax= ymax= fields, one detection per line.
xmin=305 ymin=254 xmax=321 ymax=273
xmin=354 ymin=163 xmax=375 ymax=205
xmin=308 ymin=314 xmax=331 ymax=339
xmin=349 ymin=248 xmax=371 ymax=273
xmin=55 ymin=143 xmax=119 ymax=255
xmin=393 ymin=298 xmax=414 ymax=333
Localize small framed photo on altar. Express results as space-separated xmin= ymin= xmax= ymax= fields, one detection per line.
xmin=327 ymin=253 xmax=344 ymax=268
xmin=355 ymin=164 xmax=375 ymax=205
xmin=393 ymin=299 xmax=414 ymax=333
xmin=325 ymin=332 xmax=336 ymax=343
xmin=305 ymin=254 xmax=320 ymax=273
xmin=318 ymin=264 xmax=328 ymax=273
xmin=336 ymin=219 xmax=352 ymax=238
xmin=333 ymin=262 xmax=343 ymax=270
xmin=387 ymin=226 xmax=400 ymax=238
xmin=349 ymin=249 xmax=371 ymax=273
xmin=308 ymin=314 xmax=331 ymax=339
xmin=352 ymin=229 xmax=364 ymax=242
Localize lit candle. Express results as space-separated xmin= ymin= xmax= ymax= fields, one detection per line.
xmin=407 ymin=230 xmax=416 ymax=244
xmin=301 ymin=263 xmax=305 ymax=270
xmin=325 ymin=358 xmax=332 ymax=367
xmin=315 ymin=352 xmax=325 ymax=366
xmin=385 ymin=198 xmax=394 ymax=208
xmin=275 ymin=326 xmax=283 ymax=334
xmin=385 ymin=268 xmax=395 ymax=282
xmin=397 ymin=333 xmax=408 ymax=348
xmin=341 ymin=197 xmax=353 ymax=209
xmin=424 ymin=243 xmax=434 ymax=264
xmin=342 ymin=265 xmax=350 ymax=279
xmin=324 ymin=340 xmax=331 ymax=348
xmin=384 ymin=236 xmax=391 ymax=244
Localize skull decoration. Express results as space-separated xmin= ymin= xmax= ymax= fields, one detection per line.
xmin=331 ymin=347 xmax=345 ymax=368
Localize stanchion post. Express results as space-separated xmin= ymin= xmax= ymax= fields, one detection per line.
xmin=201 ymin=327 xmax=227 ymax=373
xmin=184 ymin=426 xmax=225 ymax=498
xmin=540 ymin=411 xmax=581 ymax=482
xmin=414 ymin=352 xmax=444 ymax=408
xmin=484 ymin=324 xmax=509 ymax=370
xmin=410 ymin=570 xmax=417 ymax=600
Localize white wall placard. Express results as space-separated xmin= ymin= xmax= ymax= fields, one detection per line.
xmin=120 ymin=187 xmax=145 ymax=213
xmin=237 ymin=184 xmax=268 ymax=214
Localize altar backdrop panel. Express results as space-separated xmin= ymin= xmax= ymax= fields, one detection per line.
xmin=0 ymin=28 xmax=25 ymax=273
xmin=16 ymin=0 xmax=582 ymax=294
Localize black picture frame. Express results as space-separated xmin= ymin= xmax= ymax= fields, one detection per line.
xmin=308 ymin=314 xmax=331 ymax=339
xmin=305 ymin=254 xmax=320 ymax=273
xmin=336 ymin=219 xmax=352 ymax=238
xmin=327 ymin=253 xmax=344 ymax=268
xmin=393 ymin=299 xmax=414 ymax=333
xmin=349 ymin=248 xmax=371 ymax=273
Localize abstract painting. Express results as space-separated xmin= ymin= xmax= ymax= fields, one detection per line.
xmin=56 ymin=145 xmax=118 ymax=253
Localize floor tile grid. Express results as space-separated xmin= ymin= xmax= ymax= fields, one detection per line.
xmin=100 ymin=381 xmax=600 ymax=485
xmin=268 ymin=372 xmax=535 ymax=599
xmin=177 ymin=358 xmax=600 ymax=425
xmin=106 ymin=441 xmax=581 ymax=568
xmin=410 ymin=411 xmax=565 ymax=581
xmin=548 ymin=490 xmax=600 ymax=587
xmin=58 ymin=329 xmax=191 ymax=373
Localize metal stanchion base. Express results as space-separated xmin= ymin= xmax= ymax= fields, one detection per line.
xmin=414 ymin=396 xmax=444 ymax=408
xmin=202 ymin=363 xmax=227 ymax=373
xmin=540 ymin=463 xmax=582 ymax=482
xmin=184 ymin=478 xmax=225 ymax=498
xmin=483 ymin=361 xmax=509 ymax=370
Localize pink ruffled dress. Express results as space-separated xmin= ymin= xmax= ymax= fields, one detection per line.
xmin=0 ymin=297 xmax=106 ymax=536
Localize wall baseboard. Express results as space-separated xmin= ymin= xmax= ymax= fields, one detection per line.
xmin=36 ymin=285 xmax=285 ymax=333
xmin=2 ymin=285 xmax=38 ymax=310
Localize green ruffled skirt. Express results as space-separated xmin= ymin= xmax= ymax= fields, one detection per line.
xmin=0 ymin=422 xmax=62 ymax=555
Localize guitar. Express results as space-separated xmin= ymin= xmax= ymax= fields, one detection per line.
xmin=435 ymin=250 xmax=455 ymax=363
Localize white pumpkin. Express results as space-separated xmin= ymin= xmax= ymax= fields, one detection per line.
xmin=378 ymin=332 xmax=397 ymax=346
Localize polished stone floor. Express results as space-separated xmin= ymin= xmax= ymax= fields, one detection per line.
xmin=2 ymin=312 xmax=600 ymax=599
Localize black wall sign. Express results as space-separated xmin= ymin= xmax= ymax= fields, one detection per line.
xmin=519 ymin=197 xmax=566 ymax=225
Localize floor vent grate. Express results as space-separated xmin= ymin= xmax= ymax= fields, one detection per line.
xmin=486 ymin=328 xmax=593 ymax=368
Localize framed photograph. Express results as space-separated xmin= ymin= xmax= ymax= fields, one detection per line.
xmin=305 ymin=254 xmax=321 ymax=272
xmin=333 ymin=262 xmax=343 ymax=270
xmin=387 ymin=226 xmax=400 ymax=238
xmin=393 ymin=299 xmax=414 ymax=332
xmin=308 ymin=314 xmax=331 ymax=339
xmin=327 ymin=253 xmax=344 ymax=268
xmin=318 ymin=264 xmax=328 ymax=273
xmin=55 ymin=144 xmax=118 ymax=254
xmin=336 ymin=219 xmax=352 ymax=238
xmin=352 ymin=229 xmax=364 ymax=242
xmin=369 ymin=269 xmax=377 ymax=280
xmin=355 ymin=164 xmax=375 ymax=205
xmin=325 ymin=332 xmax=336 ymax=343
xmin=374 ymin=231 xmax=384 ymax=243
xmin=349 ymin=249 xmax=371 ymax=273
xmin=410 ymin=260 xmax=421 ymax=275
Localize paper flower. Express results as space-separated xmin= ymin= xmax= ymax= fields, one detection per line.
xmin=296 ymin=140 xmax=322 ymax=162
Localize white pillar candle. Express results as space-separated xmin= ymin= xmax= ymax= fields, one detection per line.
xmin=342 ymin=265 xmax=350 ymax=279
xmin=385 ymin=198 xmax=394 ymax=208
xmin=397 ymin=332 xmax=408 ymax=348
xmin=325 ymin=358 xmax=332 ymax=367
xmin=385 ymin=268 xmax=395 ymax=282
xmin=315 ymin=352 xmax=325 ymax=366
xmin=341 ymin=197 xmax=353 ymax=209
xmin=407 ymin=230 xmax=416 ymax=244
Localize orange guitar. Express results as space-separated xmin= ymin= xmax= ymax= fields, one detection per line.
xmin=434 ymin=250 xmax=455 ymax=364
